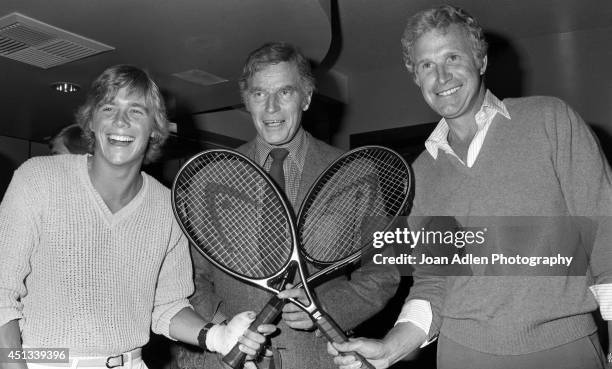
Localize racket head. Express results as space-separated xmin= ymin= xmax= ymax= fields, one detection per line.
xmin=297 ymin=145 xmax=411 ymax=266
xmin=171 ymin=149 xmax=296 ymax=285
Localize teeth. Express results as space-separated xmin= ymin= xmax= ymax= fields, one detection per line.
xmin=439 ymin=86 xmax=460 ymax=96
xmin=108 ymin=135 xmax=134 ymax=142
xmin=264 ymin=120 xmax=284 ymax=124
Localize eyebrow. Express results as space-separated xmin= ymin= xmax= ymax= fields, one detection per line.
xmin=249 ymin=84 xmax=298 ymax=93
xmin=129 ymin=102 xmax=149 ymax=111
xmin=98 ymin=101 xmax=150 ymax=113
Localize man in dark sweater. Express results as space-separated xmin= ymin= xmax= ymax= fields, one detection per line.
xmin=329 ymin=5 xmax=612 ymax=369
xmin=176 ymin=42 xmax=399 ymax=369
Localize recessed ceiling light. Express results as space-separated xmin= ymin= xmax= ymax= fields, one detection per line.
xmin=50 ymin=81 xmax=80 ymax=93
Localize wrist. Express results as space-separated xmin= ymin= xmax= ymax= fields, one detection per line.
xmin=205 ymin=323 xmax=225 ymax=353
xmin=197 ymin=323 xmax=215 ymax=352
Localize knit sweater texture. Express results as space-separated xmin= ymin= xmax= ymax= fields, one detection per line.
xmin=0 ymin=154 xmax=193 ymax=356
xmin=407 ymin=96 xmax=612 ymax=354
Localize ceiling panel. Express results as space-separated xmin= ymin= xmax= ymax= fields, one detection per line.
xmin=0 ymin=0 xmax=609 ymax=144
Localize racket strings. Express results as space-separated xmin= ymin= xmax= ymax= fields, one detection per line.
xmin=174 ymin=152 xmax=293 ymax=279
xmin=299 ymin=149 xmax=409 ymax=264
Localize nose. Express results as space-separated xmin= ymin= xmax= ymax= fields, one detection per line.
xmin=436 ymin=65 xmax=452 ymax=84
xmin=265 ymin=93 xmax=280 ymax=113
xmin=113 ymin=108 xmax=131 ymax=127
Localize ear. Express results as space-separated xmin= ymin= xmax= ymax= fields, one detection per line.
xmin=406 ymin=61 xmax=422 ymax=86
xmin=413 ymin=72 xmax=422 ymax=87
xmin=479 ymin=55 xmax=488 ymax=75
xmin=302 ymin=91 xmax=312 ymax=111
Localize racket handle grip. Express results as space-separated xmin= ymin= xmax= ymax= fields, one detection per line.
xmin=222 ymin=295 xmax=285 ymax=369
xmin=315 ymin=311 xmax=376 ymax=369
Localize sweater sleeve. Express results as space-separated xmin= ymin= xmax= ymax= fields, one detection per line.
xmin=0 ymin=165 xmax=42 ymax=327
xmin=545 ymin=98 xmax=612 ymax=315
xmin=151 ymin=216 xmax=195 ymax=338
xmin=404 ymin=272 xmax=446 ymax=341
xmin=401 ymin=211 xmax=448 ymax=341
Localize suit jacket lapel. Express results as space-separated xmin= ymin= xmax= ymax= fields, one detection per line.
xmin=295 ymin=137 xmax=327 ymax=212
xmin=236 ymin=140 xmax=256 ymax=160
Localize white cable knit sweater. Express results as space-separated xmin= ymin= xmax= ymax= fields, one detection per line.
xmin=0 ymin=154 xmax=194 ymax=356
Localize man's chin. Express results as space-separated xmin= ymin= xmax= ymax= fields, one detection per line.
xmin=263 ymin=134 xmax=289 ymax=146
xmin=433 ymin=105 xmax=464 ymax=119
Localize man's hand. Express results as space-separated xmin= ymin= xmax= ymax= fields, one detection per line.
xmin=206 ymin=311 xmax=276 ymax=357
xmin=277 ymin=284 xmax=315 ymax=331
xmin=326 ymin=322 xmax=426 ymax=369
xmin=168 ymin=307 xmax=276 ymax=367
xmin=327 ymin=338 xmax=390 ymax=369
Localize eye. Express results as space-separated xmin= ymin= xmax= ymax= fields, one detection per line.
xmin=277 ymin=88 xmax=296 ymax=100
xmin=250 ymin=90 xmax=265 ymax=98
xmin=129 ymin=108 xmax=145 ymax=116
xmin=448 ymin=54 xmax=460 ymax=62
xmin=99 ymin=105 xmax=114 ymax=113
xmin=420 ymin=62 xmax=433 ymax=71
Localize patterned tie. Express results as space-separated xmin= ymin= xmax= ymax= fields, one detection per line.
xmin=268 ymin=148 xmax=289 ymax=191
xmin=262 ymin=148 xmax=290 ymax=291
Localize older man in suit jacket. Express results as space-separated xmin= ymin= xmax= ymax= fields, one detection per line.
xmin=175 ymin=42 xmax=400 ymax=369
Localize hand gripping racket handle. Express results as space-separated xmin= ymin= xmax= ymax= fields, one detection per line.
xmin=314 ymin=310 xmax=376 ymax=369
xmin=222 ymin=295 xmax=285 ymax=368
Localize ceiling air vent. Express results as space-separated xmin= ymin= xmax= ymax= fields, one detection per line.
xmin=0 ymin=12 xmax=114 ymax=69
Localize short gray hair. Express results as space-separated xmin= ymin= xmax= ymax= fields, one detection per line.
xmin=238 ymin=42 xmax=315 ymax=102
xmin=401 ymin=5 xmax=488 ymax=74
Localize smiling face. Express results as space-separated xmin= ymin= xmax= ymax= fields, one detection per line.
xmin=90 ymin=86 xmax=153 ymax=168
xmin=244 ymin=61 xmax=311 ymax=146
xmin=412 ymin=24 xmax=487 ymax=123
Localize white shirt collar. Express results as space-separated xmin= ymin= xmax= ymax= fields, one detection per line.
xmin=424 ymin=90 xmax=510 ymax=166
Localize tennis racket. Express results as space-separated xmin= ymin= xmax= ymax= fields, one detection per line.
xmin=222 ymin=145 xmax=411 ymax=368
xmin=172 ymin=146 xmax=410 ymax=369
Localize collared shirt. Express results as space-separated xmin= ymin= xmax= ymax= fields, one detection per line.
xmin=424 ymin=90 xmax=510 ymax=167
xmin=254 ymin=128 xmax=309 ymax=206
xmin=398 ymin=91 xmax=612 ymax=343
xmin=395 ymin=90 xmax=510 ymax=345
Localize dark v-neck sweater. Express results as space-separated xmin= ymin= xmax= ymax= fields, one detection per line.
xmin=407 ymin=96 xmax=612 ymax=354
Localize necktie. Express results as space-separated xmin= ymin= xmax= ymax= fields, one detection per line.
xmin=268 ymin=148 xmax=289 ymax=191
xmin=261 ymin=148 xmax=289 ymax=284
